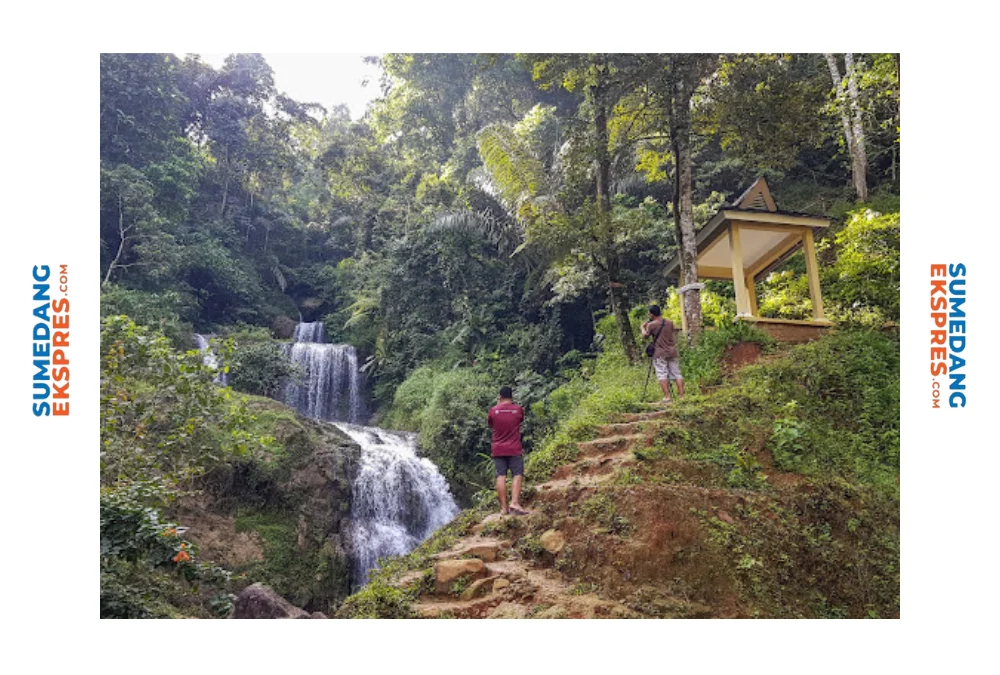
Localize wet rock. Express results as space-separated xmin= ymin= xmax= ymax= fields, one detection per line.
xmin=232 ymin=583 xmax=310 ymax=619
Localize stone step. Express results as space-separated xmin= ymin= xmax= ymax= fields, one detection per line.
xmin=577 ymin=433 xmax=650 ymax=456
xmin=415 ymin=595 xmax=503 ymax=619
xmin=617 ymin=410 xmax=670 ymax=423
xmin=432 ymin=538 xmax=511 ymax=563
xmin=594 ymin=421 xmax=652 ymax=437
xmin=433 ymin=557 xmax=488 ymax=593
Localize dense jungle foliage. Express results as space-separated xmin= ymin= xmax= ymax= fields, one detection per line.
xmin=100 ymin=54 xmax=900 ymax=614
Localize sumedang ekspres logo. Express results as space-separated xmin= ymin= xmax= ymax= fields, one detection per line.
xmin=32 ymin=265 xmax=70 ymax=416
xmin=930 ymin=264 xmax=966 ymax=408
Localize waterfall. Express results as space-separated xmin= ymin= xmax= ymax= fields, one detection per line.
xmin=335 ymin=423 xmax=459 ymax=586
xmin=282 ymin=321 xmax=364 ymax=424
xmin=194 ymin=334 xmax=228 ymax=386
xmin=282 ymin=321 xmax=459 ymax=585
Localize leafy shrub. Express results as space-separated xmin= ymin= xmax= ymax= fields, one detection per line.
xmin=678 ymin=320 xmax=775 ymax=388
xmin=101 ymin=316 xmax=262 ymax=488
xmin=100 ymin=482 xmax=233 ymax=618
xmin=230 ymin=340 xmax=298 ymax=398
xmin=828 ymin=208 xmax=900 ymax=322
xmin=100 ymin=286 xmax=196 ymax=347
xmin=335 ymin=577 xmax=416 ymax=619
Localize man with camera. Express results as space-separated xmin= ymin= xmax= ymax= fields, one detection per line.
xmin=641 ymin=305 xmax=684 ymax=404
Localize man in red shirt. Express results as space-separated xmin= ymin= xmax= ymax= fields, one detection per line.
xmin=488 ymin=386 xmax=529 ymax=515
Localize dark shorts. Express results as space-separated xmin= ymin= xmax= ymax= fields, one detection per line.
xmin=493 ymin=455 xmax=524 ymax=477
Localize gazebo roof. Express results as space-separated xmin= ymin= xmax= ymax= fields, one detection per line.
xmin=664 ymin=177 xmax=832 ymax=282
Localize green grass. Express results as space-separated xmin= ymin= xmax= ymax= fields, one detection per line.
xmin=525 ymin=317 xmax=775 ymax=483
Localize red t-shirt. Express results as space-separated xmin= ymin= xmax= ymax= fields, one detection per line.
xmin=488 ymin=402 xmax=524 ymax=457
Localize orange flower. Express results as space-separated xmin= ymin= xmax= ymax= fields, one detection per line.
xmin=162 ymin=528 xmax=177 ymax=537
xmin=173 ymin=550 xmax=191 ymax=563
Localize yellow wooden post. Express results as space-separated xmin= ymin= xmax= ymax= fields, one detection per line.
xmin=801 ymin=228 xmax=826 ymax=320
xmin=728 ymin=224 xmax=751 ymax=317
xmin=746 ymin=274 xmax=758 ymax=316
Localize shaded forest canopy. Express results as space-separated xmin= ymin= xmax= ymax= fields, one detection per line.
xmin=100 ymin=52 xmax=899 ymax=497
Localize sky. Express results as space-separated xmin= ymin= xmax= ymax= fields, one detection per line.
xmin=181 ymin=53 xmax=383 ymax=120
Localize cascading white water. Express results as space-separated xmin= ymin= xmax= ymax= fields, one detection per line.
xmin=194 ymin=333 xmax=229 ymax=386
xmin=282 ymin=321 xmax=459 ymax=585
xmin=282 ymin=321 xmax=364 ymax=423
xmin=334 ymin=423 xmax=459 ymax=585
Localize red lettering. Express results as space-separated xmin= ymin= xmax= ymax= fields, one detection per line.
xmin=51 ymin=298 xmax=69 ymax=313
xmin=930 ymin=279 xmax=947 ymax=294
xmin=52 ymin=382 xmax=69 ymax=398
xmin=53 ymin=401 xmax=69 ymax=416
xmin=53 ymin=331 xmax=69 ymax=347
xmin=931 ymin=362 xmax=948 ymax=376
xmin=53 ymin=349 xmax=69 ymax=366
xmin=930 ymin=347 xmax=947 ymax=360
xmin=931 ymin=330 xmax=946 ymax=345
xmin=53 ymin=313 xmax=69 ymax=329
xmin=930 ymin=264 xmax=947 ymax=277
xmin=53 ymin=367 xmax=69 ymax=382
xmin=930 ymin=295 xmax=947 ymax=311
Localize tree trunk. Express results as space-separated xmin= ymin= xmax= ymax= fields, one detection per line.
xmin=220 ymin=147 xmax=230 ymax=216
xmin=844 ymin=53 xmax=868 ymax=202
xmin=825 ymin=54 xmax=867 ymax=202
xmin=669 ymin=58 xmax=702 ymax=342
xmin=592 ymin=76 xmax=639 ymax=362
xmin=104 ymin=195 xmax=128 ymax=286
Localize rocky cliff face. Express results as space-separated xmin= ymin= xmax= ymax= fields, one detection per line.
xmin=174 ymin=397 xmax=361 ymax=615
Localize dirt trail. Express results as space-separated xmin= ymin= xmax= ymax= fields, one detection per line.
xmin=405 ymin=409 xmax=681 ymax=618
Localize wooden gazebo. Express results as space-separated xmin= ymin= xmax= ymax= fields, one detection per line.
xmin=665 ymin=178 xmax=833 ymax=342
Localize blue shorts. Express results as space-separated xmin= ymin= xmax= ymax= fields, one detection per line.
xmin=493 ymin=455 xmax=524 ymax=477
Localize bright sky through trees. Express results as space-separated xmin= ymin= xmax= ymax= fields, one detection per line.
xmin=180 ymin=53 xmax=382 ymax=119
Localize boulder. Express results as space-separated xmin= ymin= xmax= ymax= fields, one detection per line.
xmin=536 ymin=604 xmax=568 ymax=619
xmin=434 ymin=540 xmax=508 ymax=563
xmin=461 ymin=576 xmax=498 ymax=600
xmin=488 ymin=602 xmax=530 ymax=619
xmin=434 ymin=558 xmax=486 ymax=592
xmin=492 ymin=578 xmax=511 ymax=593
xmin=539 ymin=529 xmax=566 ymax=554
xmin=232 ymin=583 xmax=311 ymax=619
